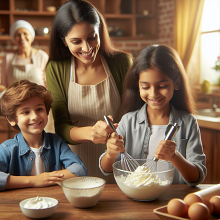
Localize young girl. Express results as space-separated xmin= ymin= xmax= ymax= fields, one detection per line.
xmin=0 ymin=80 xmax=87 ymax=191
xmin=99 ymin=44 xmax=207 ymax=186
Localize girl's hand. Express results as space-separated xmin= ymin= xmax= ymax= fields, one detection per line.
xmin=91 ymin=115 xmax=117 ymax=144
xmin=31 ymin=171 xmax=64 ymax=187
xmin=154 ymin=140 xmax=176 ymax=161
xmin=106 ymin=132 xmax=125 ymax=159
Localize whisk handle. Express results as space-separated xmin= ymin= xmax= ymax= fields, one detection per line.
xmin=152 ymin=123 xmax=178 ymax=162
xmin=104 ymin=115 xmax=118 ymax=134
xmin=153 ymin=157 xmax=159 ymax=162
xmin=164 ymin=123 xmax=178 ymax=140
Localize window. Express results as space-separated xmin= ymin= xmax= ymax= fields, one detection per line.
xmin=200 ymin=0 xmax=220 ymax=85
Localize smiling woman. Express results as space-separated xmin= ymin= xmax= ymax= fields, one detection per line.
xmin=1 ymin=20 xmax=48 ymax=88
xmin=46 ymin=0 xmax=133 ymax=183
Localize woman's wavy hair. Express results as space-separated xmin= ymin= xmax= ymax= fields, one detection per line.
xmin=49 ymin=0 xmax=119 ymax=62
xmin=118 ymin=44 xmax=195 ymax=120
xmin=1 ymin=80 xmax=52 ymax=130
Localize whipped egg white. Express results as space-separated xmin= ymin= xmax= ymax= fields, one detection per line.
xmin=124 ymin=165 xmax=169 ymax=187
xmin=24 ymin=196 xmax=53 ymax=209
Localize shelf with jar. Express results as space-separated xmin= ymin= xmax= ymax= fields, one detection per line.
xmin=0 ymin=0 xmax=158 ymax=41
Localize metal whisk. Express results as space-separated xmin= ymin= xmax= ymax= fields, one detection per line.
xmin=104 ymin=115 xmax=139 ymax=172
xmin=143 ymin=123 xmax=178 ymax=172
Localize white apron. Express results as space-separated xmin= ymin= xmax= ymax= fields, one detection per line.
xmin=8 ymin=49 xmax=45 ymax=86
xmin=68 ymin=56 xmax=121 ymax=183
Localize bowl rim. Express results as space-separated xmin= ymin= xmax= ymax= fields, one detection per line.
xmin=19 ymin=197 xmax=58 ymax=210
xmin=112 ymin=159 xmax=175 ymax=174
xmin=61 ymin=176 xmax=106 ymax=190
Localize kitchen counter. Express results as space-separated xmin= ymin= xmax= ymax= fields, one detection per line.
xmin=196 ymin=115 xmax=220 ymax=131
xmin=196 ymin=115 xmax=220 ymax=183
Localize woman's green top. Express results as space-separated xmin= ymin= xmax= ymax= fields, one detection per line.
xmin=46 ymin=52 xmax=133 ymax=144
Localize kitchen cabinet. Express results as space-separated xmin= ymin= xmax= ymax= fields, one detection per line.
xmin=0 ymin=0 xmax=158 ymax=41
xmin=200 ymin=127 xmax=220 ymax=184
xmin=0 ymin=0 xmax=66 ymax=41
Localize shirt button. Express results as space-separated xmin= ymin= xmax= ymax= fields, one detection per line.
xmin=30 ymin=158 xmax=33 ymax=161
xmin=30 ymin=151 xmax=33 ymax=154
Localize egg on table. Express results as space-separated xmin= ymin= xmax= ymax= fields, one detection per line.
xmin=210 ymin=195 xmax=220 ymax=215
xmin=183 ymin=193 xmax=204 ymax=207
xmin=188 ymin=202 xmax=210 ymax=220
xmin=167 ymin=198 xmax=188 ymax=217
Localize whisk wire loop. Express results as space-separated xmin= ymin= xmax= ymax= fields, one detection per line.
xmin=121 ymin=153 xmax=140 ymax=172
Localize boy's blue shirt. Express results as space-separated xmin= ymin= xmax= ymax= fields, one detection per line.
xmin=0 ymin=131 xmax=88 ymax=191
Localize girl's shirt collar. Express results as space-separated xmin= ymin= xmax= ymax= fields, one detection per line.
xmin=137 ymin=103 xmax=182 ymax=127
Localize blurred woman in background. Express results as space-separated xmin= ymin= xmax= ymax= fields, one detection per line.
xmin=1 ymin=20 xmax=54 ymax=133
xmin=1 ymin=20 xmax=48 ymax=88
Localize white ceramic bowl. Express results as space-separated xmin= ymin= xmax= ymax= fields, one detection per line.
xmin=113 ymin=159 xmax=174 ymax=201
xmin=61 ymin=177 xmax=105 ymax=208
xmin=19 ymin=197 xmax=58 ymax=218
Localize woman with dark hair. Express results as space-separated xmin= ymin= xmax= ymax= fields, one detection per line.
xmin=100 ymin=44 xmax=206 ymax=186
xmin=46 ymin=0 xmax=132 ymax=182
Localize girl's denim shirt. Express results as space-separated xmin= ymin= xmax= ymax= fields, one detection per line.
xmin=99 ymin=103 xmax=207 ymax=186
xmin=0 ymin=131 xmax=88 ymax=191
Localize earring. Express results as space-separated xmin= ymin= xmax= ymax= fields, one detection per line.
xmin=174 ymin=85 xmax=179 ymax=90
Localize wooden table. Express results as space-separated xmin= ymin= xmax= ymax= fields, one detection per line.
xmin=0 ymin=184 xmax=215 ymax=219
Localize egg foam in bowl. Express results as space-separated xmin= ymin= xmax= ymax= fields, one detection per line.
xmin=113 ymin=159 xmax=174 ymax=201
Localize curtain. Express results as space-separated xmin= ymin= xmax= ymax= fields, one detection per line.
xmin=174 ymin=0 xmax=205 ymax=69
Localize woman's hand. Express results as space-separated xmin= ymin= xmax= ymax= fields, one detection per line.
xmin=154 ymin=140 xmax=176 ymax=161
xmin=91 ymin=115 xmax=117 ymax=144
xmin=31 ymin=171 xmax=64 ymax=187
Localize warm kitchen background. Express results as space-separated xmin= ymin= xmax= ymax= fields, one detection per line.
xmin=0 ymin=0 xmax=220 ymax=184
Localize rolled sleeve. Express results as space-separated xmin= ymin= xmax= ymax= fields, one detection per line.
xmin=67 ymin=163 xmax=88 ymax=177
xmin=186 ymin=121 xmax=207 ymax=186
xmin=58 ymin=139 xmax=88 ymax=176
xmin=99 ymin=152 xmax=121 ymax=176
xmin=0 ymin=172 xmax=10 ymax=191
xmin=184 ymin=162 xmax=207 ymax=187
xmin=99 ymin=152 xmax=112 ymax=176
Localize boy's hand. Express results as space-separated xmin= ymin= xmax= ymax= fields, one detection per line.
xmin=31 ymin=171 xmax=64 ymax=187
xmin=106 ymin=132 xmax=125 ymax=159
xmin=154 ymin=140 xmax=176 ymax=161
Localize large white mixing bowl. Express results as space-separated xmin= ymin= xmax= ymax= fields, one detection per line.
xmin=113 ymin=159 xmax=174 ymax=201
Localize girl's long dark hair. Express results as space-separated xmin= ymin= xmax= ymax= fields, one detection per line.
xmin=118 ymin=44 xmax=195 ymax=120
xmin=48 ymin=0 xmax=118 ymax=62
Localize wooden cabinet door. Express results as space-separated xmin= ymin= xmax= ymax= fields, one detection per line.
xmin=200 ymin=127 xmax=220 ymax=184
xmin=200 ymin=128 xmax=214 ymax=183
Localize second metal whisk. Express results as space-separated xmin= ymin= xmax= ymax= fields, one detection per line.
xmin=143 ymin=123 xmax=178 ymax=172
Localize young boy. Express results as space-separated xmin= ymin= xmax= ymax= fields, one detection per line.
xmin=0 ymin=80 xmax=87 ymax=191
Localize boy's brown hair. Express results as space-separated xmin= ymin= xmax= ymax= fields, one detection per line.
xmin=0 ymin=80 xmax=53 ymax=130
